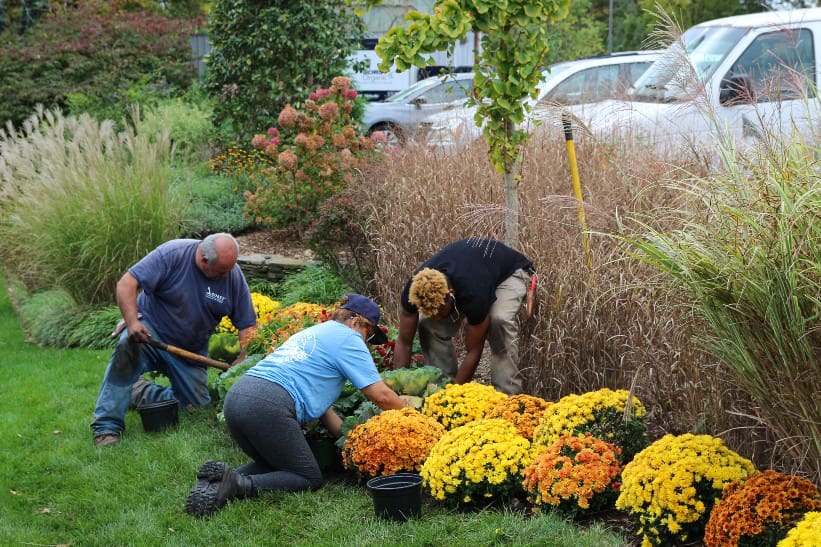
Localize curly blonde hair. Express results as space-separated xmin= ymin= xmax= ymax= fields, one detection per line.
xmin=409 ymin=268 xmax=449 ymax=317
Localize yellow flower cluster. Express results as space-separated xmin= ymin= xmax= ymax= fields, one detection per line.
xmin=486 ymin=393 xmax=553 ymax=440
xmin=422 ymin=382 xmax=508 ymax=430
xmin=216 ymin=292 xmax=281 ymax=334
xmin=245 ymin=301 xmax=332 ymax=354
xmin=778 ymin=511 xmax=821 ymax=547
xmin=522 ymin=433 xmax=622 ymax=514
xmin=704 ymin=470 xmax=821 ymax=546
xmin=420 ymin=418 xmax=532 ymax=504
xmin=342 ymin=408 xmax=445 ymax=479
xmin=616 ymin=433 xmax=756 ymax=547
xmin=532 ymin=388 xmax=646 ymax=449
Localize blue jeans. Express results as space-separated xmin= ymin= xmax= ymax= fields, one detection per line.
xmin=90 ymin=321 xmax=211 ymax=437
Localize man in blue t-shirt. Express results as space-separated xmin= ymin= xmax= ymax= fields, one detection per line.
xmin=393 ymin=238 xmax=534 ymax=394
xmin=91 ymin=233 xmax=257 ymax=448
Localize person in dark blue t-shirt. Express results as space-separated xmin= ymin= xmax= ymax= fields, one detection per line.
xmin=393 ymin=238 xmax=533 ymax=394
xmin=91 ymin=233 xmax=257 ymax=448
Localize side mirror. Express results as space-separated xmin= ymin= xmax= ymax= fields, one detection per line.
xmin=720 ymin=74 xmax=755 ymax=105
xmin=411 ymin=97 xmax=427 ymax=108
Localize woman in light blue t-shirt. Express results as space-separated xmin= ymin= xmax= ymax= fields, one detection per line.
xmin=184 ymin=294 xmax=407 ymax=518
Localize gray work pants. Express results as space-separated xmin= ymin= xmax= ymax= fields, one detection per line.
xmin=418 ymin=268 xmax=529 ymax=394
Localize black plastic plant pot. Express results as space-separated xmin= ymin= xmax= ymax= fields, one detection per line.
xmin=366 ymin=473 xmax=423 ymax=522
xmin=137 ymin=400 xmax=179 ymax=432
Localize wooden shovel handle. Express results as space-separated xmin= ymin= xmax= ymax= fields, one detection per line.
xmin=146 ymin=339 xmax=231 ymax=371
xmin=525 ymin=274 xmax=537 ymax=319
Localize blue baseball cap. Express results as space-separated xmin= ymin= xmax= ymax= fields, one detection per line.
xmin=339 ymin=293 xmax=389 ymax=345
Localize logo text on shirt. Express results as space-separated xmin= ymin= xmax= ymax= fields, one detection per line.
xmin=206 ymin=287 xmax=226 ymax=304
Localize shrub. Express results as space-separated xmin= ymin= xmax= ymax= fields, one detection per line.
xmin=616 ymin=433 xmax=756 ymax=546
xmin=532 ymin=388 xmax=648 ymax=463
xmin=522 ymin=433 xmax=623 ymax=517
xmin=141 ymin=95 xmax=215 ymax=163
xmin=306 ymin=181 xmax=378 ymax=294
xmin=342 ymin=408 xmax=445 ymax=480
xmin=244 ymin=77 xmax=380 ymax=237
xmin=272 ymin=264 xmax=352 ymax=307
xmin=485 ymin=393 xmax=553 ymax=440
xmin=421 ymin=382 xmax=508 ymax=430
xmin=0 ymin=0 xmax=200 ymax=129
xmin=0 ymin=107 xmax=183 ymax=306
xmin=420 ymin=418 xmax=532 ymax=505
xmin=704 ymin=470 xmax=821 ymax=546
xmin=205 ymin=0 xmax=365 ymax=140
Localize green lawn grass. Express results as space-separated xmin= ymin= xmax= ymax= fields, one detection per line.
xmin=0 ymin=279 xmax=628 ymax=546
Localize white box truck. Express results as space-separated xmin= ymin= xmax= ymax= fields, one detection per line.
xmin=558 ymin=8 xmax=821 ymax=156
xmin=349 ymin=0 xmax=478 ymax=101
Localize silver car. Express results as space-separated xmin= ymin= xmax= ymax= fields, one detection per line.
xmin=420 ymin=51 xmax=662 ymax=151
xmin=360 ymin=72 xmax=475 ymax=144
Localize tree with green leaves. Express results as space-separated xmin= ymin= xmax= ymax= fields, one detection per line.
xmin=205 ymin=0 xmax=366 ymax=141
xmin=354 ymin=0 xmax=570 ymax=248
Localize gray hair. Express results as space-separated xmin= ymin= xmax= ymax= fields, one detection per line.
xmin=200 ymin=233 xmax=239 ymax=264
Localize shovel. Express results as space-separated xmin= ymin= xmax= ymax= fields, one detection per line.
xmin=110 ymin=321 xmax=231 ymax=372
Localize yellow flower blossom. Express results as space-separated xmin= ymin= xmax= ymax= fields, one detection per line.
xmin=616 ymin=433 xmax=756 ymax=546
xmin=778 ymin=511 xmax=821 ymax=547
xmin=420 ymin=419 xmax=531 ymax=505
xmin=422 ymin=382 xmax=508 ymax=430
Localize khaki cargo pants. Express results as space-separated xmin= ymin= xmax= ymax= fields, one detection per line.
xmin=418 ymin=268 xmax=529 ymax=394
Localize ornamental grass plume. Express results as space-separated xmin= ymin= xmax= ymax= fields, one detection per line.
xmin=522 ymin=433 xmax=623 ymax=517
xmin=421 ymin=382 xmax=508 ymax=430
xmin=778 ymin=511 xmax=821 ymax=547
xmin=485 ymin=393 xmax=553 ymax=440
xmin=704 ymin=469 xmax=821 ymax=547
xmin=342 ymin=408 xmax=445 ymax=480
xmin=420 ymin=418 xmax=532 ymax=505
xmin=532 ymin=388 xmax=648 ymax=463
xmin=616 ymin=433 xmax=757 ymax=547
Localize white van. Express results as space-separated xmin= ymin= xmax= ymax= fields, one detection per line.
xmin=557 ymin=8 xmax=821 ymax=155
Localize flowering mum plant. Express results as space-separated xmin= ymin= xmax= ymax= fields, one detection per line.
xmin=616 ymin=433 xmax=756 ymax=547
xmin=216 ymin=292 xmax=281 ymax=334
xmin=245 ymin=76 xmax=380 ymax=236
xmin=486 ymin=393 xmax=552 ymax=440
xmin=704 ymin=469 xmax=821 ymax=547
xmin=778 ymin=511 xmax=821 ymax=547
xmin=244 ymin=302 xmax=332 ymax=355
xmin=342 ymin=408 xmax=445 ymax=480
xmin=532 ymin=388 xmax=648 ymax=463
xmin=420 ymin=418 xmax=532 ymax=505
xmin=522 ymin=433 xmax=623 ymax=517
xmin=421 ymin=382 xmax=508 ymax=430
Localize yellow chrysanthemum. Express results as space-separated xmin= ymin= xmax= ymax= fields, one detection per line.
xmin=778 ymin=511 xmax=821 ymax=547
xmin=216 ymin=292 xmax=281 ymax=334
xmin=422 ymin=382 xmax=508 ymax=430
xmin=420 ymin=418 xmax=532 ymax=505
xmin=617 ymin=433 xmax=756 ymax=547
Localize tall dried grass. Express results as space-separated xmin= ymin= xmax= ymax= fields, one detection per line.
xmin=360 ymin=130 xmax=794 ymax=476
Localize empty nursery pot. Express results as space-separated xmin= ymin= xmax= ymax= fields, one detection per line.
xmin=366 ymin=473 xmax=423 ymax=521
xmin=137 ymin=399 xmax=179 ymax=432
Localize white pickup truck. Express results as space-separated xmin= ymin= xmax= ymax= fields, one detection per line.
xmin=557 ymin=8 xmax=821 ymax=156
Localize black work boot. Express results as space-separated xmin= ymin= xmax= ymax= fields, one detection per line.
xmin=184 ymin=460 xmax=255 ymax=518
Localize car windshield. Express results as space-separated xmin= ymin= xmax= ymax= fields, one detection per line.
xmin=631 ymin=25 xmax=747 ymax=102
